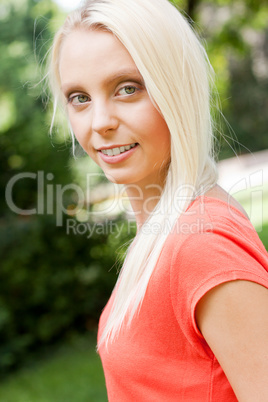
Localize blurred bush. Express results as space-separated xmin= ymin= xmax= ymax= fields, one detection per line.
xmin=0 ymin=214 xmax=135 ymax=374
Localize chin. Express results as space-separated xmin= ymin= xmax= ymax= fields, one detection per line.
xmin=102 ymin=171 xmax=125 ymax=184
xmin=104 ymin=175 xmax=131 ymax=185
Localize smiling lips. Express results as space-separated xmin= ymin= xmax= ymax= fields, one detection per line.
xmin=99 ymin=142 xmax=137 ymax=156
xmin=98 ymin=142 xmax=138 ymax=164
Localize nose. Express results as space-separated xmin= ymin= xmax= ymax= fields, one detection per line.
xmin=91 ymin=100 xmax=119 ymax=135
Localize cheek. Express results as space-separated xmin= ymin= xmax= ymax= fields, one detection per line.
xmin=140 ymin=102 xmax=170 ymax=139
xmin=145 ymin=109 xmax=171 ymax=149
xmin=68 ymin=113 xmax=93 ymax=151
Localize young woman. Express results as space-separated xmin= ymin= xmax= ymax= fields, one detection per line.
xmin=48 ymin=0 xmax=268 ymax=400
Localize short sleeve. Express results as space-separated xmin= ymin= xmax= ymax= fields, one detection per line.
xmin=170 ymin=225 xmax=268 ymax=357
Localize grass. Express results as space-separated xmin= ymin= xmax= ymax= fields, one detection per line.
xmin=0 ymin=333 xmax=107 ymax=402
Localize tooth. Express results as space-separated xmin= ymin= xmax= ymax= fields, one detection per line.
xmin=125 ymin=145 xmax=131 ymax=150
xmin=107 ymin=149 xmax=113 ymax=156
xmin=130 ymin=143 xmax=135 ymax=148
xmin=120 ymin=146 xmax=125 ymax=152
xmin=113 ymin=147 xmax=120 ymax=156
xmin=102 ymin=149 xmax=108 ymax=155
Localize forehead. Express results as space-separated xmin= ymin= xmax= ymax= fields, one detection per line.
xmin=59 ymin=29 xmax=140 ymax=85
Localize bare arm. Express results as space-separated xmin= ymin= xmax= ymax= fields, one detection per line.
xmin=195 ymin=280 xmax=268 ymax=401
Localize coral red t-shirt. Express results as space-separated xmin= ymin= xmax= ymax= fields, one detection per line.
xmin=98 ymin=196 xmax=268 ymax=401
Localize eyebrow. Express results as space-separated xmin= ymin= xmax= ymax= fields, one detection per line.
xmin=61 ymin=69 xmax=144 ymax=96
xmin=104 ymin=69 xmax=143 ymax=85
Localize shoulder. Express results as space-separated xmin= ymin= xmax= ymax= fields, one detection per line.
xmin=169 ymin=185 xmax=262 ymax=258
xmin=203 ymin=184 xmax=249 ymax=219
xmin=169 ymin=190 xmax=268 ymax=287
xmin=168 ymin=186 xmax=268 ymax=329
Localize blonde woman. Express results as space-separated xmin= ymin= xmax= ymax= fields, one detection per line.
xmin=48 ymin=0 xmax=268 ymax=400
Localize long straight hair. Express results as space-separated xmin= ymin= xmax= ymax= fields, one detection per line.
xmin=48 ymin=0 xmax=218 ymax=349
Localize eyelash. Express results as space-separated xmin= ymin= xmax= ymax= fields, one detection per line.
xmin=67 ymin=84 xmax=140 ymax=106
xmin=67 ymin=94 xmax=90 ymax=106
xmin=117 ymin=85 xmax=139 ymax=96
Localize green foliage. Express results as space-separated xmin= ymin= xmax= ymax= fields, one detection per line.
xmin=0 ymin=214 xmax=135 ymax=374
xmin=0 ymin=0 xmax=70 ymax=217
xmin=197 ymin=0 xmax=268 ymax=158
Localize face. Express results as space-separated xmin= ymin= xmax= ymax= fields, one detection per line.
xmin=59 ymin=29 xmax=170 ymax=190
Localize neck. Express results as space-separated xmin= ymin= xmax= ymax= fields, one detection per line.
xmin=125 ymin=181 xmax=164 ymax=229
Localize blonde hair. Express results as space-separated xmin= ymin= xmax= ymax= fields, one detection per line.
xmin=48 ymin=0 xmax=218 ymax=348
